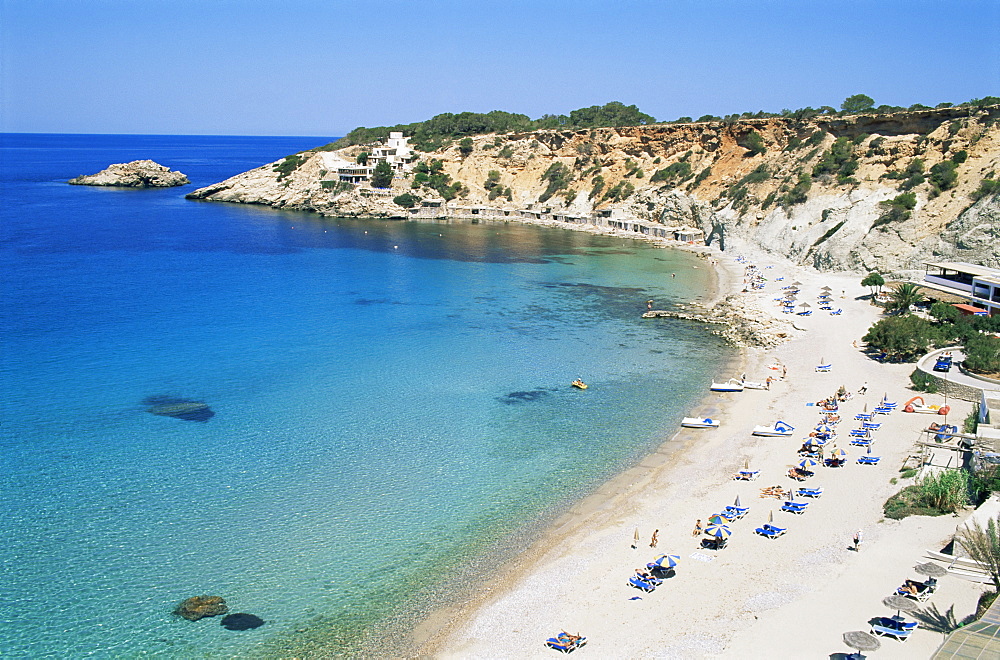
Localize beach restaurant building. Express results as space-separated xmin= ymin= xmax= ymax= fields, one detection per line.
xmin=923 ymin=261 xmax=1000 ymax=317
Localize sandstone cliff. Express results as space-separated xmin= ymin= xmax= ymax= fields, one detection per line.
xmin=70 ymin=160 xmax=189 ymax=187
xmin=187 ymin=107 xmax=1000 ymax=273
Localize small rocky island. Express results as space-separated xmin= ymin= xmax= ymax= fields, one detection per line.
xmin=69 ymin=160 xmax=189 ymax=187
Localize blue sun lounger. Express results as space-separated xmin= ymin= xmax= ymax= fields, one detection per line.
xmin=815 ymin=364 xmax=831 ymax=372
xmin=798 ymin=310 xmax=813 ymax=316
xmin=628 ymin=576 xmax=658 ymax=592
xmin=855 ymin=413 xmax=874 ymax=421
xmin=754 ymin=523 xmax=786 ymax=539
xmin=850 ymin=438 xmax=872 ymax=447
xmin=871 ymin=618 xmax=915 ymax=641
xmin=849 ymin=428 xmax=870 ymax=437
xmin=545 ymin=635 xmax=587 ymax=653
xmin=858 ymin=455 xmax=881 ymax=465
xmin=724 ymin=505 xmax=750 ymax=519
xmin=735 ymin=470 xmax=760 ymax=481
xmin=796 ymin=487 xmax=823 ymax=498
xmin=781 ymin=501 xmax=809 ymax=514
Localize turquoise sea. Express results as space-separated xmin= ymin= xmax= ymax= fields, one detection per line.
xmin=0 ymin=134 xmax=731 ymax=657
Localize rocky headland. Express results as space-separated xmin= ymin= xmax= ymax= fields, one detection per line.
xmin=187 ymin=107 xmax=1000 ymax=275
xmin=70 ymin=160 xmax=189 ymax=187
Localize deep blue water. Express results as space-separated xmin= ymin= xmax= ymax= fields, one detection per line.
xmin=0 ymin=133 xmax=730 ymax=657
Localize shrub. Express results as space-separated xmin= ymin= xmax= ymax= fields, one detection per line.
xmin=884 ymin=470 xmax=969 ymax=519
xmin=965 ymin=404 xmax=981 ymax=435
xmin=498 ymin=145 xmax=514 ymax=159
xmin=929 ymin=161 xmax=958 ymax=194
xmin=538 ymin=162 xmax=572 ymax=203
xmin=602 ymin=180 xmax=635 ymax=202
xmin=393 ymin=192 xmax=421 ymax=208
xmin=898 ymin=158 xmax=926 ymax=191
xmin=690 ymin=167 xmax=712 ymax=189
xmin=273 ymin=153 xmax=306 ymax=180
xmin=743 ymin=131 xmax=766 ymax=156
xmin=458 ymin=137 xmax=474 ymax=156
xmin=650 ymin=161 xmax=692 ymax=184
xmin=964 ymin=332 xmax=1000 ymax=374
xmin=589 ymin=175 xmax=605 ymax=200
xmin=370 ymin=161 xmax=393 ymax=188
xmin=910 ymin=369 xmax=939 ymax=393
xmin=782 ymin=173 xmax=811 ymax=206
xmin=813 ymin=221 xmax=846 ymax=246
xmin=953 ymin=150 xmax=968 ymax=164
xmin=972 ymin=179 xmax=1000 ymax=201
xmin=863 ymin=314 xmax=940 ymax=360
xmin=812 ymin=136 xmax=857 ymax=185
xmin=874 ymin=192 xmax=917 ymax=227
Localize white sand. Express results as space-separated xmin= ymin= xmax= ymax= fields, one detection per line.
xmin=415 ymin=243 xmax=985 ymax=659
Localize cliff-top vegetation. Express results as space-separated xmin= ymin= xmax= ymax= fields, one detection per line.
xmin=324 ymin=95 xmax=999 ymax=154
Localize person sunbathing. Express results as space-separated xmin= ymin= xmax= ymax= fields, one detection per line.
xmin=902 ymin=579 xmax=925 ymax=594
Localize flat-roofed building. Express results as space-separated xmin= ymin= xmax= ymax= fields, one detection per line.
xmin=923 ymin=261 xmax=1000 ymax=316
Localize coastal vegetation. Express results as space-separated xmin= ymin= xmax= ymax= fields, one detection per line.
xmin=884 ymin=469 xmax=969 ymax=520
xmin=958 ymin=512 xmax=1000 ymax=592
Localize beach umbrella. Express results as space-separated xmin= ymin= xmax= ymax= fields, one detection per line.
xmin=708 ymin=514 xmax=725 ymax=525
xmin=799 ymin=302 xmax=811 ymax=309
xmin=734 ymin=495 xmax=742 ymax=508
xmin=798 ymin=458 xmax=818 ymax=470
xmin=915 ymin=562 xmax=948 ymax=578
xmin=768 ymin=510 xmax=774 ymax=523
xmin=744 ymin=458 xmax=750 ymax=470
xmin=843 ymin=631 xmax=881 ymax=654
xmin=652 ymin=554 xmax=681 ymax=570
xmin=805 ymin=437 xmax=827 ymax=448
xmin=831 ymin=448 xmax=848 ymax=458
xmin=792 ymin=281 xmax=802 ymax=286
xmin=704 ymin=523 xmax=731 ymax=538
xmin=633 ymin=527 xmax=639 ymax=548
xmin=882 ymin=595 xmax=920 ymax=618
xmin=821 ymin=286 xmax=832 ymax=291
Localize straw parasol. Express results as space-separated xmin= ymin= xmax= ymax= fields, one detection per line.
xmin=843 ymin=630 xmax=881 ymax=654
xmin=734 ymin=495 xmax=742 ymax=508
xmin=883 ymin=594 xmax=920 ymax=617
xmin=820 ymin=285 xmax=833 ymax=291
xmin=632 ymin=527 xmax=639 ymax=548
xmin=792 ymin=280 xmax=802 ymax=286
xmin=915 ymin=562 xmax=948 ymax=578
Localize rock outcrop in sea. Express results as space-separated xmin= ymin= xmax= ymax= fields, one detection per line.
xmin=186 ymin=106 xmax=1000 ymax=274
xmin=69 ymin=160 xmax=189 ymax=187
xmin=174 ymin=595 xmax=228 ymax=621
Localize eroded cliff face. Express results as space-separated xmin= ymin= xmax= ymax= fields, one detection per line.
xmin=188 ymin=107 xmax=1000 ymax=273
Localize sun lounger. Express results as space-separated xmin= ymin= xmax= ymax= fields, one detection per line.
xmin=871 ymin=620 xmax=914 ymax=641
xmin=824 ymin=458 xmax=845 ymax=468
xmin=798 ymin=310 xmax=813 ymax=316
xmin=546 ymin=634 xmax=587 ymax=653
xmin=830 ymin=309 xmax=843 ymax=315
xmin=874 ymin=406 xmax=893 ymax=415
xmin=797 ymin=487 xmax=823 ymax=498
xmin=735 ymin=470 xmax=759 ymax=481
xmin=862 ymin=422 xmax=881 ymax=430
xmin=781 ymin=501 xmax=808 ymax=514
xmin=858 ymin=455 xmax=881 ymax=465
xmin=855 ymin=413 xmax=874 ymax=421
xmin=724 ymin=505 xmax=749 ymax=519
xmin=850 ymin=438 xmax=872 ymax=447
xmin=629 ymin=576 xmax=658 ymax=592
xmin=755 ymin=524 xmax=786 ymax=539
xmin=815 ymin=364 xmax=831 ymax=371
xmin=849 ymin=428 xmax=870 ymax=437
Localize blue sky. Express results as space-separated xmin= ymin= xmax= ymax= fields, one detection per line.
xmin=2 ymin=0 xmax=997 ymax=136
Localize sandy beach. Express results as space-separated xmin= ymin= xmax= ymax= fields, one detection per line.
xmin=414 ymin=237 xmax=986 ymax=659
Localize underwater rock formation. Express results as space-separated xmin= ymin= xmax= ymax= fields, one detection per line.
xmin=174 ymin=595 xmax=228 ymax=621
xmin=221 ymin=613 xmax=265 ymax=630
xmin=143 ymin=395 xmax=215 ymax=422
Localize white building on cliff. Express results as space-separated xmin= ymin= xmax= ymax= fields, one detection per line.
xmin=320 ymin=132 xmax=414 ymax=184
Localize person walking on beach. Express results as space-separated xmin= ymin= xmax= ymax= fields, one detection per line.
xmin=859 ymin=382 xmax=868 ymax=395
xmin=650 ymin=529 xmax=658 ymax=548
xmin=853 ymin=529 xmax=862 ymax=551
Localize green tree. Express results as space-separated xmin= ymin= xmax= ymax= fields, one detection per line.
xmin=929 ymin=161 xmax=958 ymax=194
xmin=393 ymin=192 xmax=421 ymax=208
xmin=356 ymin=152 xmax=370 ymax=165
xmin=930 ymin=301 xmax=961 ymax=323
xmin=957 ymin=513 xmax=1000 ymax=591
xmin=458 ymin=137 xmax=474 ymax=156
xmin=885 ymin=282 xmax=926 ymax=315
xmin=964 ymin=332 xmax=1000 ymax=374
xmin=370 ymin=161 xmax=393 ymax=188
xmin=863 ymin=315 xmax=939 ymax=361
xmin=861 ymin=272 xmax=885 ymax=296
xmin=841 ymin=94 xmax=875 ymax=114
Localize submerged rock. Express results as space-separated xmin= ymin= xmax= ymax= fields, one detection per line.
xmin=144 ymin=395 xmax=214 ymax=422
xmin=221 ymin=613 xmax=265 ymax=630
xmin=69 ymin=160 xmax=189 ymax=187
xmin=174 ymin=595 xmax=228 ymax=621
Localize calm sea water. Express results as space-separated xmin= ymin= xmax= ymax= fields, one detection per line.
xmin=0 ymin=134 xmax=730 ymax=657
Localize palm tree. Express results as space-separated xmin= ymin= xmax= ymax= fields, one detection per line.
xmin=886 ymin=282 xmax=925 ymax=314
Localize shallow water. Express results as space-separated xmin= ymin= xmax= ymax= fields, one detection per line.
xmin=0 ymin=134 xmax=731 ymax=657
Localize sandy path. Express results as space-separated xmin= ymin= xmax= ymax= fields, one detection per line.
xmin=417 ymin=243 xmax=984 ymax=659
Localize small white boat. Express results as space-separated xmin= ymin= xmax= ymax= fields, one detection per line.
xmin=710 ymin=378 xmax=744 ymax=392
xmin=681 ymin=417 xmax=720 ymax=429
xmin=751 ymin=420 xmax=795 ymax=437
xmin=742 ymin=380 xmax=768 ymax=390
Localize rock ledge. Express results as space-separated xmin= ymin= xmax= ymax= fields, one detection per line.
xmin=69 ymin=160 xmax=189 ymax=187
